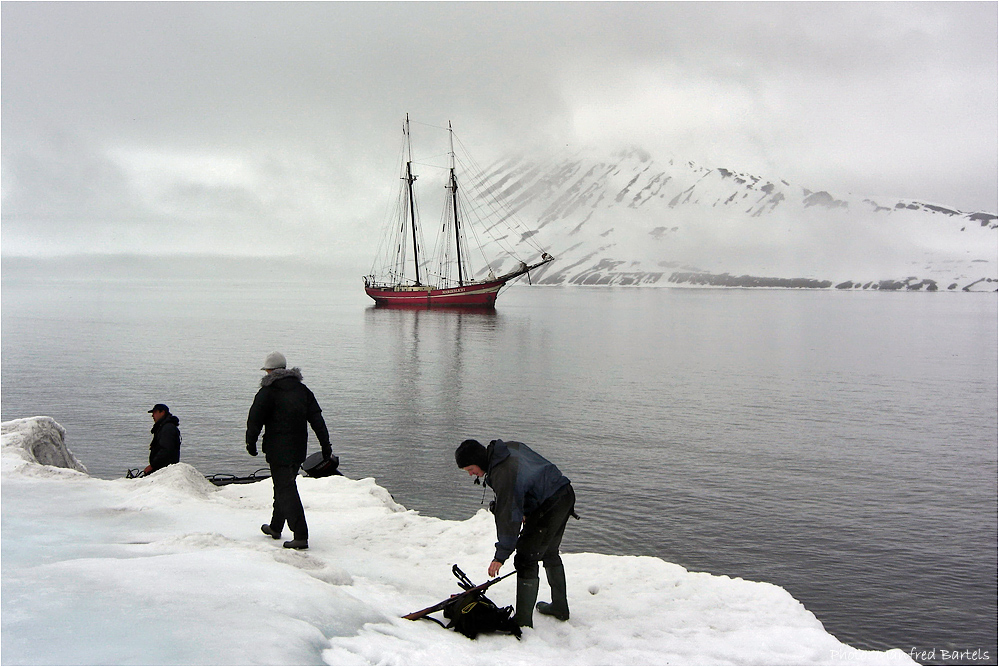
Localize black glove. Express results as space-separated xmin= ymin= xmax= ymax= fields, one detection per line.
xmin=246 ymin=443 xmax=258 ymax=457
xmin=322 ymin=446 xmax=332 ymax=460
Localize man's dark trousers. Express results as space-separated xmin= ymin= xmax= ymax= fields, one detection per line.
xmin=268 ymin=464 xmax=308 ymax=540
xmin=513 ymin=484 xmax=575 ymax=578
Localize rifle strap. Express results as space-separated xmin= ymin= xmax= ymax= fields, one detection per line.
xmin=420 ymin=615 xmax=448 ymax=629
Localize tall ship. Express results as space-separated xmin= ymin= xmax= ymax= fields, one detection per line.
xmin=364 ymin=115 xmax=553 ymax=307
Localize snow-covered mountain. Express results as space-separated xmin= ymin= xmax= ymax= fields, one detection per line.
xmin=472 ymin=147 xmax=997 ymax=291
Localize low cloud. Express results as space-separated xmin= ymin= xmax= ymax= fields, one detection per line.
xmin=2 ymin=2 xmax=995 ymax=257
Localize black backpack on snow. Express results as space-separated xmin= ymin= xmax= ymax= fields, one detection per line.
xmin=441 ymin=566 xmax=522 ymax=640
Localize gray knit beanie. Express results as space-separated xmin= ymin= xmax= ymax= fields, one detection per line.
xmin=261 ymin=351 xmax=287 ymax=370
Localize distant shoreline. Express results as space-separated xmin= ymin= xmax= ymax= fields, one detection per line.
xmin=3 ymin=254 xmax=996 ymax=292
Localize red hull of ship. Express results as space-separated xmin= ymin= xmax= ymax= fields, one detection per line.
xmin=365 ymin=279 xmax=506 ymax=308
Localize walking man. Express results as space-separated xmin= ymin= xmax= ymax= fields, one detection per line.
xmin=455 ymin=438 xmax=576 ymax=628
xmin=246 ymin=352 xmax=333 ymax=550
xmin=143 ymin=403 xmax=181 ymax=475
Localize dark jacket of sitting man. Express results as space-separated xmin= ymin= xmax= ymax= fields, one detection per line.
xmin=144 ymin=403 xmax=181 ymax=475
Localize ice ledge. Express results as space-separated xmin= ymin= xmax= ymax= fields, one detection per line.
xmin=1 ymin=415 xmax=88 ymax=475
xmin=1 ymin=417 xmax=917 ymax=666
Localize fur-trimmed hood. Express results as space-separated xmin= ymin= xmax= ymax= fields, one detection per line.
xmin=260 ymin=367 xmax=303 ymax=388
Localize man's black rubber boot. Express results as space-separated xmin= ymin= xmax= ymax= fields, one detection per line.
xmin=514 ymin=577 xmax=540 ymax=628
xmin=283 ymin=539 xmax=308 ymax=550
xmin=261 ymin=524 xmax=282 ymax=540
xmin=536 ymin=563 xmax=570 ymax=621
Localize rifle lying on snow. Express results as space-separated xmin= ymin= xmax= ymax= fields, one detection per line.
xmin=403 ymin=567 xmax=516 ymax=621
xmin=124 ymin=451 xmax=341 ymax=486
xmin=125 ymin=467 xmax=273 ymax=485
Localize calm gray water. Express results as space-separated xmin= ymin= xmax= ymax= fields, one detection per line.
xmin=2 ymin=270 xmax=996 ymax=665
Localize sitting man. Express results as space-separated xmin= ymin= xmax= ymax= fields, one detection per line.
xmin=144 ymin=403 xmax=181 ymax=475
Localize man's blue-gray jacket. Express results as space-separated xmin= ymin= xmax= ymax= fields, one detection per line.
xmin=484 ymin=439 xmax=571 ymax=563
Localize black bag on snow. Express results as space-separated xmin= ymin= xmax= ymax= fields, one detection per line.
xmin=442 ymin=565 xmax=521 ymax=640
xmin=442 ymin=590 xmax=521 ymax=640
xmin=301 ymin=451 xmax=340 ymax=478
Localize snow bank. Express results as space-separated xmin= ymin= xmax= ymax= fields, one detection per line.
xmin=0 ymin=415 xmax=87 ymax=475
xmin=1 ymin=417 xmax=916 ymax=665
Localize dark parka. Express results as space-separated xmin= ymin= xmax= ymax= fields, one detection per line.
xmin=149 ymin=414 xmax=181 ymax=472
xmin=245 ymin=368 xmax=331 ymax=466
xmin=484 ymin=439 xmax=571 ymax=563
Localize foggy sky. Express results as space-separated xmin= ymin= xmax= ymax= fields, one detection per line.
xmin=2 ymin=2 xmax=996 ymax=259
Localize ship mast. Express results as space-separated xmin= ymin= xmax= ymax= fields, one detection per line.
xmin=447 ymin=121 xmax=466 ymax=286
xmin=404 ymin=114 xmax=422 ymax=285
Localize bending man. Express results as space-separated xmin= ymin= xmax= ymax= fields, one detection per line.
xmin=455 ymin=438 xmax=576 ymax=628
xmin=246 ymin=352 xmax=332 ymax=550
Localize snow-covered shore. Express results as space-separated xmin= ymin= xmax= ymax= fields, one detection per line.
xmin=1 ymin=417 xmax=916 ymax=665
